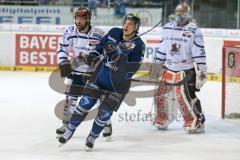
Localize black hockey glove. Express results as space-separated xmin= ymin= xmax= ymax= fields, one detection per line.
xmin=84 ymin=51 xmax=100 ymax=67
xmin=59 ymin=60 xmax=72 ymax=78
xmin=104 ymin=41 xmax=117 ymax=54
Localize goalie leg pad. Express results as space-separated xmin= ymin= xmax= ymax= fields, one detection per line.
xmin=153 ymin=70 xmax=177 ymax=128
xmin=174 ymin=71 xmax=198 ymax=130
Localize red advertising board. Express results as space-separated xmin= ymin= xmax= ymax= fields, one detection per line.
xmin=16 ymin=34 xmax=61 ymax=66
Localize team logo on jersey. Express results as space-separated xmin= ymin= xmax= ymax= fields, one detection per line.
xmin=120 ymin=42 xmax=135 ymax=50
xmin=89 ymin=40 xmax=100 ymax=45
xmin=200 ymin=49 xmax=206 ymax=55
xmin=171 ymin=43 xmax=181 ymax=53
xmin=182 ymin=31 xmax=192 ymax=38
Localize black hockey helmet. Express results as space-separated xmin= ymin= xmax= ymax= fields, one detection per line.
xmin=75 ymin=7 xmax=92 ymax=20
xmin=122 ymin=13 xmax=141 ymax=32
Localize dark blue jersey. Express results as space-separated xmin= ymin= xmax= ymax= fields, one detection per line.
xmin=94 ymin=27 xmax=145 ymax=94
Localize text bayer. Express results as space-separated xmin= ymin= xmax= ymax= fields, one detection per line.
xmin=16 ymin=34 xmax=61 ymax=66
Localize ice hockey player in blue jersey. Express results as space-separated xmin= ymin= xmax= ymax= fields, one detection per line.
xmin=58 ymin=13 xmax=146 ymax=150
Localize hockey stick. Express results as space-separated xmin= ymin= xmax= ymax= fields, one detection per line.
xmin=130 ymin=71 xmax=193 ymax=86
xmin=130 ymin=19 xmax=162 ymax=42
xmin=104 ymin=19 xmax=163 ymax=52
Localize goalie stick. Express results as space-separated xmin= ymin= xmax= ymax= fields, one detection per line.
xmin=130 ymin=71 xmax=193 ymax=86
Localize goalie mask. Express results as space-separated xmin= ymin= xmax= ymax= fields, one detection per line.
xmin=174 ymin=1 xmax=191 ymax=26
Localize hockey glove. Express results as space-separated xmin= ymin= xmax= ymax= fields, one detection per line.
xmin=104 ymin=41 xmax=117 ymax=54
xmin=84 ymin=51 xmax=100 ymax=67
xmin=194 ymin=63 xmax=207 ymax=89
xmin=59 ymin=60 xmax=72 ymax=78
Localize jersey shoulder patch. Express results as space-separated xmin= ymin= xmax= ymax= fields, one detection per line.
xmin=187 ymin=22 xmax=198 ymax=32
xmin=92 ymin=27 xmax=105 ymax=40
xmin=93 ymin=27 xmax=105 ymax=36
xmin=64 ymin=25 xmax=75 ymax=35
xmin=163 ymin=22 xmax=174 ymax=29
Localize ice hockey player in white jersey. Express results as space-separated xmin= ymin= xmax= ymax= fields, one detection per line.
xmin=56 ymin=7 xmax=107 ymax=136
xmin=152 ymin=1 xmax=207 ymax=133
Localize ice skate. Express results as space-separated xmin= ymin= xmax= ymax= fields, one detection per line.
xmin=183 ymin=120 xmax=193 ymax=131
xmin=103 ymin=123 xmax=112 ymax=141
xmin=153 ymin=118 xmax=169 ymax=130
xmin=85 ymin=134 xmax=96 ymax=151
xmin=56 ymin=121 xmax=68 ymax=135
xmin=58 ymin=128 xmax=75 ymax=147
xmin=188 ymin=123 xmax=205 ymax=134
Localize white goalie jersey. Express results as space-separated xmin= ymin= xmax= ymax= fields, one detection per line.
xmin=156 ymin=22 xmax=207 ymax=72
xmin=57 ymin=25 xmax=105 ymax=74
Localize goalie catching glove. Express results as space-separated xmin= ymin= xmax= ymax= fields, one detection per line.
xmin=59 ymin=60 xmax=72 ymax=78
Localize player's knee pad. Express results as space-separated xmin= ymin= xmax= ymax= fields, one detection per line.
xmin=95 ymin=107 xmax=113 ymax=127
xmin=78 ymin=96 xmax=97 ymax=111
xmin=90 ymin=108 xmax=113 ymax=137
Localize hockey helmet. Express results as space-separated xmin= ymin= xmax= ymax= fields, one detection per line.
xmin=174 ymin=1 xmax=191 ymax=26
xmin=122 ymin=13 xmax=141 ymax=32
xmin=75 ymin=7 xmax=92 ymax=20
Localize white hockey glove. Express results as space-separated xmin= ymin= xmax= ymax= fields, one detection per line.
xmin=194 ymin=63 xmax=207 ymax=89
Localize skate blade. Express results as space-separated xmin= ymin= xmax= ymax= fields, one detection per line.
xmin=154 ymin=124 xmax=168 ymax=130
xmin=85 ymin=146 xmax=93 ymax=152
xmin=188 ymin=128 xmax=205 ymax=134
xmin=56 ymin=134 xmax=62 ymax=139
xmin=58 ymin=142 xmax=66 ymax=148
xmin=157 ymin=126 xmax=168 ymax=130
xmin=105 ymin=136 xmax=112 ymax=142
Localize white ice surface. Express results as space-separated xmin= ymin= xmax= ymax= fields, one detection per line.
xmin=0 ymin=72 xmax=240 ymax=160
